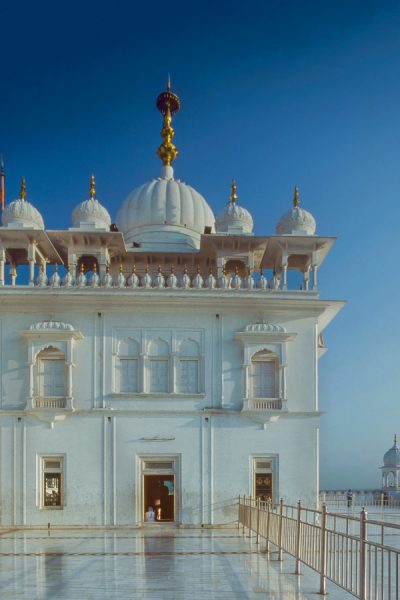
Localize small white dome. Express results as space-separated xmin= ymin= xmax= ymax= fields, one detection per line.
xmin=216 ymin=203 xmax=253 ymax=234
xmin=215 ymin=180 xmax=253 ymax=234
xmin=276 ymin=187 xmax=316 ymax=236
xmin=72 ymin=198 xmax=111 ymax=231
xmin=71 ymin=177 xmax=111 ymax=231
xmin=116 ymin=166 xmax=215 ymax=251
xmin=3 ymin=180 xmax=44 ymax=230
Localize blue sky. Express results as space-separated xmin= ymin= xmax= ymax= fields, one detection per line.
xmin=1 ymin=0 xmax=399 ymax=488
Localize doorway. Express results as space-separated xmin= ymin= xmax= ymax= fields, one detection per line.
xmin=144 ymin=475 xmax=175 ymax=521
xmin=139 ymin=456 xmax=179 ymax=524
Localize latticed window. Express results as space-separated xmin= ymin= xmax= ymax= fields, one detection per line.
xmin=149 ymin=359 xmax=169 ymax=392
xmin=119 ymin=358 xmax=139 ymax=393
xmin=250 ymin=351 xmax=277 ymax=398
xmin=37 ymin=348 xmax=65 ymax=397
xmin=178 ymin=359 xmax=198 ymax=393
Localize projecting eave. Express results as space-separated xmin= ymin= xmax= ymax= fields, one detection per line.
xmin=46 ymin=230 xmax=126 ymax=263
xmin=316 ymin=299 xmax=345 ymax=331
xmin=0 ymin=228 xmax=63 ymax=263
xmin=261 ymin=235 xmax=336 ymax=270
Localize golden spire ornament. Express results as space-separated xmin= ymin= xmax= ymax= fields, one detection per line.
xmin=293 ymin=185 xmax=300 ymax=208
xmin=156 ymin=77 xmax=181 ymax=168
xmin=19 ymin=177 xmax=26 ymax=201
xmin=89 ymin=174 xmax=96 ymax=199
xmin=230 ymin=179 xmax=238 ymax=205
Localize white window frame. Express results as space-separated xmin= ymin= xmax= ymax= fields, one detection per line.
xmin=251 ymin=455 xmax=278 ymax=506
xmin=39 ymin=454 xmax=66 ymax=510
xmin=250 ymin=351 xmax=278 ymax=399
xmin=37 ymin=347 xmax=66 ymax=399
xmin=20 ymin=322 xmax=83 ymax=411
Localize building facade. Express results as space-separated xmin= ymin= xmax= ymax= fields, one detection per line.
xmin=0 ymin=84 xmax=343 ymax=527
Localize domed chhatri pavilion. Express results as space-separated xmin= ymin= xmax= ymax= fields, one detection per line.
xmin=381 ymin=435 xmax=400 ymax=496
xmin=0 ymin=83 xmax=344 ymax=527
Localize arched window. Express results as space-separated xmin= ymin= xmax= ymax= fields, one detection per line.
xmin=36 ymin=347 xmax=65 ymax=400
xmin=117 ymin=337 xmax=140 ymax=393
xmin=177 ymin=339 xmax=200 ymax=393
xmin=148 ymin=338 xmax=170 ymax=393
xmin=250 ymin=350 xmax=278 ymax=399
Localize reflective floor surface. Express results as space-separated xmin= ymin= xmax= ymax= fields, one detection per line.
xmin=0 ymin=528 xmax=355 ymax=599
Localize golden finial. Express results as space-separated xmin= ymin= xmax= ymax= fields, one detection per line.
xmin=230 ymin=179 xmax=238 ymax=205
xmin=132 ymin=263 xmax=136 ymax=273
xmin=80 ymin=263 xmax=85 ymax=273
xmin=158 ymin=265 xmax=162 ymax=273
xmin=197 ymin=265 xmax=201 ymax=274
xmin=19 ymin=177 xmax=26 ymax=201
xmin=119 ymin=263 xmax=123 ymax=273
xmin=93 ymin=262 xmax=97 ymax=272
xmin=170 ymin=264 xmax=175 ymax=273
xmin=156 ymin=78 xmax=180 ymax=167
xmin=293 ymin=185 xmax=300 ymax=208
xmin=106 ymin=264 xmax=110 ymax=273
xmin=89 ymin=174 xmax=96 ymax=199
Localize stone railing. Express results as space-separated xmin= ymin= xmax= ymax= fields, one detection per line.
xmin=0 ymin=267 xmax=317 ymax=292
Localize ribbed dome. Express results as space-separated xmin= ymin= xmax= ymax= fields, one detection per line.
xmin=3 ymin=197 xmax=44 ymax=230
xmin=383 ymin=437 xmax=400 ymax=467
xmin=276 ymin=187 xmax=316 ymax=236
xmin=116 ymin=166 xmax=215 ymax=250
xmin=72 ymin=198 xmax=111 ymax=230
xmin=216 ymin=203 xmax=253 ymax=234
xmin=71 ymin=176 xmax=111 ymax=231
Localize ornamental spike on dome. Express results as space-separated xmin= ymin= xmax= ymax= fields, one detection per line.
xmin=20 ymin=177 xmax=26 ymax=201
xmin=293 ymin=185 xmax=299 ymax=207
xmin=230 ymin=179 xmax=238 ymax=205
xmin=89 ymin=174 xmax=96 ymax=199
xmin=156 ymin=77 xmax=180 ymax=169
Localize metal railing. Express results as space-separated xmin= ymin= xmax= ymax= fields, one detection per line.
xmin=238 ymin=496 xmax=400 ymax=599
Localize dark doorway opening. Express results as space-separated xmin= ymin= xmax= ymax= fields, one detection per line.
xmin=144 ymin=475 xmax=175 ymax=522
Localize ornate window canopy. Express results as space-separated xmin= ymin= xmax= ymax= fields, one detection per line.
xmin=20 ymin=320 xmax=83 ymax=341
xmin=235 ymin=322 xmax=296 ymax=344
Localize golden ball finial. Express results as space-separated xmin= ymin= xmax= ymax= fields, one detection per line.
xmin=230 ymin=179 xmax=238 ymax=205
xmin=89 ymin=174 xmax=96 ymax=199
xmin=156 ymin=77 xmax=180 ymax=167
xmin=19 ymin=176 xmax=26 ymax=201
xmin=293 ymin=185 xmax=300 ymax=208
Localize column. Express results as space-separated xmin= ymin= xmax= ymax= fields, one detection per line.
xmin=282 ymin=263 xmax=288 ymax=290
xmin=312 ymin=264 xmax=318 ymax=290
xmin=10 ymin=262 xmax=17 ymax=286
xmin=27 ymin=362 xmax=35 ymax=409
xmin=171 ymin=353 xmax=178 ymax=393
xmin=27 ymin=244 xmax=36 ymax=287
xmin=0 ymin=246 xmax=5 ymax=286
xmin=303 ymin=267 xmax=310 ymax=291
xmin=243 ymin=363 xmax=250 ymax=410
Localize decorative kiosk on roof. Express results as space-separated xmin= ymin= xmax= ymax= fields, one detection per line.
xmin=381 ymin=435 xmax=400 ymax=496
xmin=0 ymin=80 xmax=344 ymax=528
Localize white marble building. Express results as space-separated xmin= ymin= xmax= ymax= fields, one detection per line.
xmin=0 ymin=84 xmax=343 ymax=527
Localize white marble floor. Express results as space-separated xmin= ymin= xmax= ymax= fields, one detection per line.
xmin=0 ymin=527 xmax=355 ymax=599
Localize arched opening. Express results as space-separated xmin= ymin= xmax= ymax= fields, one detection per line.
xmin=224 ymin=259 xmax=247 ymax=277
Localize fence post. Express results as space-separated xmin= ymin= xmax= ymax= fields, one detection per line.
xmin=248 ymin=496 xmax=252 ymax=537
xmin=359 ymin=507 xmax=368 ymax=600
xmin=242 ymin=495 xmax=246 ymax=535
xmin=238 ymin=495 xmax=241 ymax=529
xmin=319 ymin=503 xmax=327 ymax=595
xmin=295 ymin=500 xmax=301 ymax=575
xmin=265 ymin=498 xmax=271 ymax=554
xmin=256 ymin=497 xmax=260 ymax=545
xmin=277 ymin=498 xmax=284 ymax=561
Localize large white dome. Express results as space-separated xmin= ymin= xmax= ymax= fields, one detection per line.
xmin=116 ymin=166 xmax=215 ymax=251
